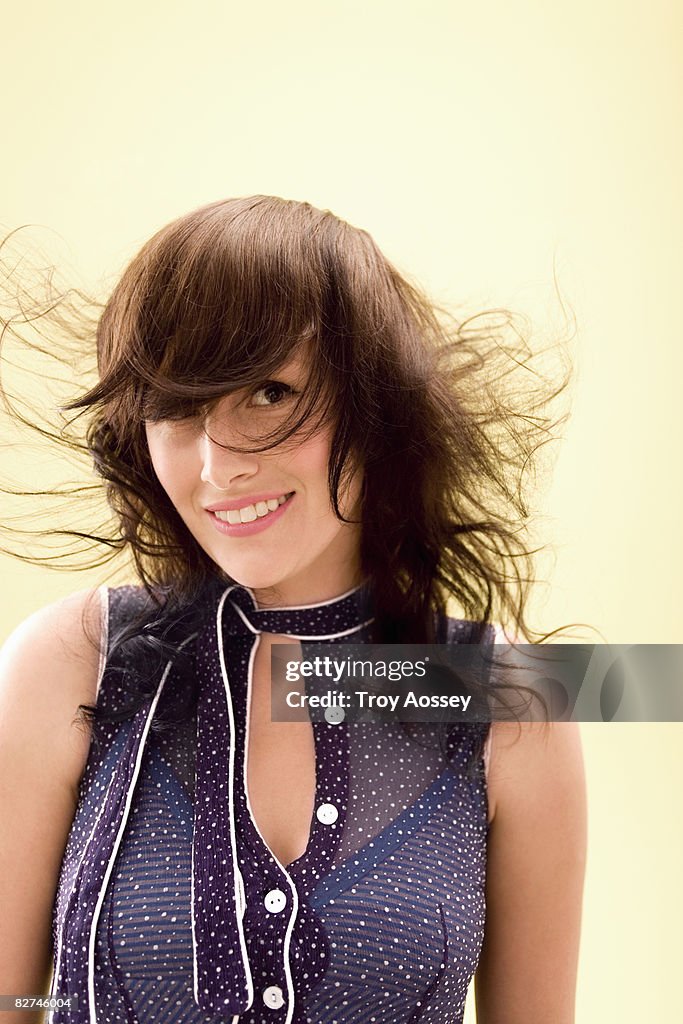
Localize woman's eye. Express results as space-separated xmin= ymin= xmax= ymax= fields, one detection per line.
xmin=250 ymin=381 xmax=295 ymax=407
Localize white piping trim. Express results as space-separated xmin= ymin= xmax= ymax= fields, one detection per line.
xmin=229 ymin=595 xmax=374 ymax=642
xmin=243 ymin=632 xmax=299 ymax=1024
xmin=269 ymin=618 xmax=375 ymax=642
xmin=229 ymin=600 xmax=261 ymax=635
xmin=209 ymin=588 xmax=255 ymax=1013
xmin=94 ymin=585 xmax=109 ymax=704
xmin=87 ymin=638 xmax=190 ymax=1024
xmin=483 ymin=727 xmax=494 ymax=783
xmin=221 ymin=579 xmax=369 ymax=612
xmin=236 ymin=866 xmax=246 ymax=918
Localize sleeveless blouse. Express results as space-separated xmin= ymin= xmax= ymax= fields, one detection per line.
xmin=48 ymin=582 xmax=494 ymax=1024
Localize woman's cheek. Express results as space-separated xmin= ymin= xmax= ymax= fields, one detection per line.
xmin=145 ymin=427 xmax=191 ymax=506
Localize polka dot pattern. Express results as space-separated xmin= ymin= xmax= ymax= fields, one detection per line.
xmin=48 ymin=583 xmax=493 ymax=1024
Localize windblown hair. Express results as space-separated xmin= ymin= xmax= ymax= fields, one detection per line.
xmin=0 ymin=195 xmax=575 ymax=733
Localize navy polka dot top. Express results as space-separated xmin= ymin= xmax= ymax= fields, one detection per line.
xmin=48 ymin=581 xmax=494 ymax=1024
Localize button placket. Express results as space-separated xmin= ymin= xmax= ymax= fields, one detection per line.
xmin=237 ymin=681 xmax=295 ymax=1024
xmin=215 ymin=596 xmax=368 ymax=1016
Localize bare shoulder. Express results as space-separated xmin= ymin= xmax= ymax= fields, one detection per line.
xmin=0 ymin=587 xmax=106 ymax=799
xmin=2 ymin=586 xmax=104 ymax=660
xmin=485 ymin=624 xmax=585 ymax=824
xmin=476 ymin=723 xmax=587 ymax=1022
xmin=1 ymin=586 xmax=105 ymax=684
xmin=486 ymin=719 xmax=586 ymax=826
xmin=0 ymin=588 xmax=106 ymax=1005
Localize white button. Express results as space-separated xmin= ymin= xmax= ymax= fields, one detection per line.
xmin=263 ymin=985 xmax=285 ymax=1009
xmin=316 ymin=802 xmax=339 ymax=825
xmin=324 ymin=705 xmax=345 ymax=724
xmin=264 ymin=888 xmax=287 ymax=913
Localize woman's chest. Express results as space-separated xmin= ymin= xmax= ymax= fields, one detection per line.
xmin=245 ymin=634 xmax=317 ymax=866
xmin=97 ymin=741 xmax=488 ymax=1023
xmin=61 ymin=671 xmax=489 ymax=1024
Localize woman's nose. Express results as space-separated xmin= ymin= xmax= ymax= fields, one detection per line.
xmin=198 ymin=429 xmax=260 ymax=490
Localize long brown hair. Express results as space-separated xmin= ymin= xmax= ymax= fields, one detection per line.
xmin=1 ymin=195 xmax=574 ymax=727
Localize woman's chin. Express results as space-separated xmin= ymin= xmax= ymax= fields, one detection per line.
xmin=218 ymin=566 xmax=296 ymax=604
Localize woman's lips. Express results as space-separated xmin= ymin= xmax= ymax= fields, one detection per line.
xmin=206 ymin=492 xmax=295 ymax=537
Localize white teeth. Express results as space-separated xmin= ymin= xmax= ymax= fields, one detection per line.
xmin=213 ymin=493 xmax=291 ymax=525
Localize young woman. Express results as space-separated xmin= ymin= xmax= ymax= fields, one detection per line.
xmin=0 ymin=196 xmax=586 ymax=1024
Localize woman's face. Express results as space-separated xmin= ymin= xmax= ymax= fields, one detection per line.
xmin=144 ymin=350 xmax=363 ymax=607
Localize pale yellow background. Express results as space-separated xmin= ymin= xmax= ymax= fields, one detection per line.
xmin=1 ymin=1 xmax=681 ymax=1019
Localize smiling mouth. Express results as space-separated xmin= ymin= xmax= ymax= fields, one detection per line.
xmin=211 ymin=492 xmax=295 ymax=525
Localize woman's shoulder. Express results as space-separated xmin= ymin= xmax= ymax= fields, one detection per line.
xmin=1 ymin=586 xmax=105 ymax=683
xmin=485 ymin=719 xmax=585 ymax=826
xmin=0 ymin=587 xmax=112 ymax=1007
xmin=0 ymin=586 xmax=107 ymax=805
xmin=445 ymin=621 xmax=585 ymax=827
xmin=0 ymin=582 xmax=160 ymax=672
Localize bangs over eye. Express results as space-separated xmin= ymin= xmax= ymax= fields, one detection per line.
xmin=141 ymin=390 xmax=209 ymax=423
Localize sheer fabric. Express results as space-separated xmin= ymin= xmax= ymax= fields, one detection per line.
xmin=49 ymin=582 xmax=493 ymax=1024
